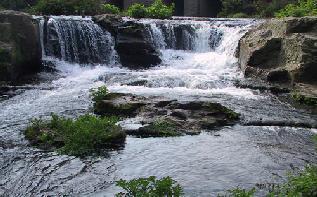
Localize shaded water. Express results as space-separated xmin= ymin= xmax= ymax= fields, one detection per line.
xmin=0 ymin=17 xmax=316 ymax=196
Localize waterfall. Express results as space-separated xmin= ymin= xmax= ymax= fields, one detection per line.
xmin=37 ymin=16 xmax=117 ymax=65
xmin=139 ymin=19 xmax=226 ymax=52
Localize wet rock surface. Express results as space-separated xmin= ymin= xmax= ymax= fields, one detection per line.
xmin=94 ymin=15 xmax=162 ymax=68
xmin=94 ymin=93 xmax=240 ymax=136
xmin=0 ymin=10 xmax=42 ymax=82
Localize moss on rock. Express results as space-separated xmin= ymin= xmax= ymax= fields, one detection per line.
xmin=135 ymin=119 xmax=183 ymax=138
xmin=292 ymin=91 xmax=317 ymax=106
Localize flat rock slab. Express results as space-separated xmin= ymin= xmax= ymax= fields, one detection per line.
xmin=93 ymin=93 xmax=240 ymax=137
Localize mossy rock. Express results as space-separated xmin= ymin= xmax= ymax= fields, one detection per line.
xmin=292 ymin=91 xmax=317 ymax=106
xmin=94 ymin=100 xmax=145 ymax=117
xmin=25 ymin=114 xmax=126 ymax=157
xmin=131 ymin=119 xmax=183 ymax=138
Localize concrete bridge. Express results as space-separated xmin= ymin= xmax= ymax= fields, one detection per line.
xmin=106 ymin=0 xmax=222 ymax=17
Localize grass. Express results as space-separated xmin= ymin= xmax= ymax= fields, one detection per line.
xmin=136 ymin=119 xmax=182 ymax=138
xmin=25 ymin=113 xmax=126 ymax=157
xmin=116 ymin=176 xmax=183 ymax=197
xmin=90 ymin=85 xmax=109 ymax=103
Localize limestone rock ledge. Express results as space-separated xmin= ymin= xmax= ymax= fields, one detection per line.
xmin=0 ymin=10 xmax=42 ymax=82
xmin=238 ymin=17 xmax=317 ymax=85
xmin=93 ymin=14 xmax=162 ymax=69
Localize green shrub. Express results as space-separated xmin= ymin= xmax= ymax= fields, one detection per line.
xmin=269 ymin=165 xmax=317 ymax=196
xmin=101 ymin=3 xmax=120 ymax=15
xmin=90 ymin=85 xmax=109 ymax=103
xmin=275 ymin=0 xmax=317 ymax=17
xmin=231 ymin=12 xmax=249 ymax=18
xmin=116 ymin=176 xmax=183 ymax=197
xmin=126 ymin=3 xmax=147 ymax=18
xmin=33 ymin=0 xmax=104 ymax=15
xmin=146 ymin=0 xmax=174 ymax=19
xmin=218 ymin=0 xmax=244 ymax=17
xmin=25 ymin=113 xmax=126 ymax=156
xmin=126 ymin=0 xmax=174 ymax=19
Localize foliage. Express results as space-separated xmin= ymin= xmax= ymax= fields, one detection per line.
xmin=116 ymin=176 xmax=183 ymax=197
xmin=90 ymin=85 xmax=109 ymax=103
xmin=269 ymin=165 xmax=317 ymax=196
xmin=218 ymin=0 xmax=244 ymax=17
xmin=218 ymin=187 xmax=256 ymax=197
xmin=146 ymin=0 xmax=174 ymax=19
xmin=32 ymin=0 xmax=106 ymax=15
xmin=0 ymin=0 xmax=33 ymax=11
xmin=231 ymin=12 xmax=249 ymax=18
xmin=126 ymin=0 xmax=174 ymax=19
xmin=218 ymin=0 xmax=296 ymax=18
xmin=291 ymin=91 xmax=317 ymax=106
xmin=126 ymin=3 xmax=147 ymax=18
xmin=101 ymin=3 xmax=120 ymax=15
xmin=275 ymin=0 xmax=317 ymax=17
xmin=25 ymin=113 xmax=126 ymax=156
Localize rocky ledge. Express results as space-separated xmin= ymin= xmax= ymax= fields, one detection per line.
xmin=0 ymin=10 xmax=42 ymax=83
xmin=93 ymin=14 xmax=161 ymax=69
xmin=238 ymin=17 xmax=317 ymax=107
xmin=93 ymin=93 xmax=240 ymax=137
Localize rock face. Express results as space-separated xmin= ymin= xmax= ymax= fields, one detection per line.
xmin=0 ymin=10 xmax=42 ymax=82
xmin=93 ymin=93 xmax=240 ymax=137
xmin=238 ymin=17 xmax=317 ymax=85
xmin=94 ymin=14 xmax=162 ymax=69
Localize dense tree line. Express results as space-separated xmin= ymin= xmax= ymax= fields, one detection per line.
xmin=0 ymin=0 xmax=316 ymax=18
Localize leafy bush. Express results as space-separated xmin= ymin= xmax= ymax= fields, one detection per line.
xmin=90 ymin=85 xmax=109 ymax=103
xmin=275 ymin=0 xmax=317 ymax=17
xmin=101 ymin=3 xmax=120 ymax=15
xmin=33 ymin=0 xmax=105 ymax=15
xmin=231 ymin=12 xmax=249 ymax=18
xmin=126 ymin=3 xmax=147 ymax=18
xmin=126 ymin=0 xmax=174 ymax=19
xmin=269 ymin=165 xmax=317 ymax=196
xmin=218 ymin=0 xmax=296 ymax=18
xmin=116 ymin=176 xmax=183 ymax=197
xmin=146 ymin=0 xmax=174 ymax=19
xmin=25 ymin=113 xmax=126 ymax=156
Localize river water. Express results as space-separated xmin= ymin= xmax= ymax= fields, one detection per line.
xmin=0 ymin=16 xmax=316 ymax=196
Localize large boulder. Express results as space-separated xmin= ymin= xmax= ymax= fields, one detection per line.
xmin=94 ymin=15 xmax=162 ymax=69
xmin=0 ymin=10 xmax=42 ymax=82
xmin=238 ymin=17 xmax=317 ymax=85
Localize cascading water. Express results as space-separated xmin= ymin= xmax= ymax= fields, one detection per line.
xmin=37 ymin=16 xmax=117 ymax=64
xmin=1 ymin=16 xmax=316 ymax=197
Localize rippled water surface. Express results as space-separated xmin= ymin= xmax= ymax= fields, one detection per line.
xmin=0 ymin=17 xmax=316 ymax=196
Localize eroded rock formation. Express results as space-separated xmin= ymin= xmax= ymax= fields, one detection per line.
xmin=239 ymin=17 xmax=317 ymax=85
xmin=94 ymin=14 xmax=162 ymax=69
xmin=0 ymin=10 xmax=41 ymax=82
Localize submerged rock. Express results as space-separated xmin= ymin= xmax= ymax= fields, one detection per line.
xmin=0 ymin=10 xmax=42 ymax=82
xmin=93 ymin=92 xmax=240 ymax=137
